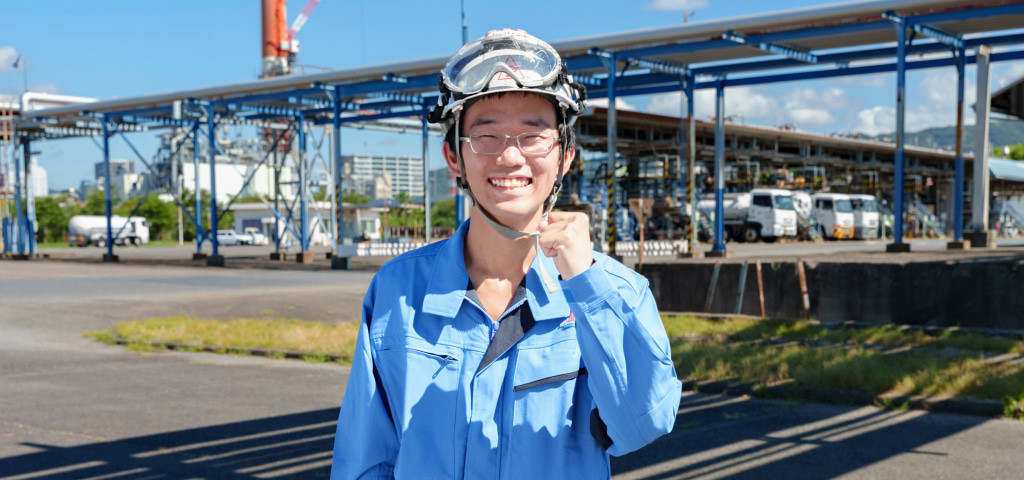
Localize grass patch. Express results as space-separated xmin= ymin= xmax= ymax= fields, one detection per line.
xmin=665 ymin=315 xmax=1024 ymax=411
xmin=85 ymin=316 xmax=360 ymax=365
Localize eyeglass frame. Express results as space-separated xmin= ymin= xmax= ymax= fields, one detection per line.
xmin=458 ymin=131 xmax=562 ymax=155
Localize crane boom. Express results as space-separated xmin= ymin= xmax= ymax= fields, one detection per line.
xmin=287 ymin=0 xmax=321 ymax=41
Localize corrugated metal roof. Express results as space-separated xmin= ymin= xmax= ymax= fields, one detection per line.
xmin=990 ymin=156 xmax=1024 ymax=181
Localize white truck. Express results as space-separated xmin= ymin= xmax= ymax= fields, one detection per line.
xmin=68 ymin=215 xmax=150 ymax=247
xmin=848 ymin=194 xmax=880 ymax=240
xmin=811 ymin=193 xmax=855 ymax=240
xmin=697 ymin=188 xmax=798 ymax=243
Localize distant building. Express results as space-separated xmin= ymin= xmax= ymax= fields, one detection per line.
xmin=373 ymin=173 xmax=393 ymax=201
xmin=343 ymin=154 xmax=424 ymax=201
xmin=95 ymin=159 xmax=133 ymax=181
xmin=429 ymin=167 xmax=456 ymax=201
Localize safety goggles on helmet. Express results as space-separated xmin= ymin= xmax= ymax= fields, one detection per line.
xmin=443 ymin=29 xmax=562 ymax=96
xmin=428 ymin=29 xmax=586 ymax=127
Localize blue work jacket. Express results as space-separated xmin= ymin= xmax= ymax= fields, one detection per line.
xmin=331 ymin=220 xmax=682 ymax=479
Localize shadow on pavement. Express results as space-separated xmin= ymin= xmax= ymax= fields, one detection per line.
xmin=0 ymin=394 xmax=989 ymax=479
xmin=0 ymin=409 xmax=338 ymax=479
xmin=612 ymin=392 xmax=985 ymax=479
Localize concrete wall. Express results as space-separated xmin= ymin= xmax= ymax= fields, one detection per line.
xmin=645 ymin=257 xmax=1024 ymax=329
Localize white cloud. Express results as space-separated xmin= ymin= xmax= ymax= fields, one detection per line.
xmin=996 ymin=61 xmax=1024 ymax=89
xmin=31 ymin=82 xmax=62 ymax=95
xmin=858 ymin=75 xmax=886 ymax=88
xmin=646 ymin=84 xmax=855 ymax=131
xmin=586 ymin=97 xmax=638 ymax=111
xmin=646 ymin=86 xmax=777 ymax=123
xmin=851 ymin=106 xmax=894 ymax=136
xmin=0 ymin=46 xmax=18 ymax=75
xmin=642 ymin=0 xmax=708 ymax=11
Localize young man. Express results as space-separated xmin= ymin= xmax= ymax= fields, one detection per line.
xmin=331 ymin=29 xmax=681 ymax=479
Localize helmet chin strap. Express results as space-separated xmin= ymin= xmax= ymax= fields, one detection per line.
xmin=455 ymin=114 xmax=563 ymax=293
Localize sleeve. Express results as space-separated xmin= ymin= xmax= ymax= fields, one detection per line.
xmin=561 ymin=259 xmax=683 ymax=457
xmin=330 ymin=278 xmax=400 ymax=480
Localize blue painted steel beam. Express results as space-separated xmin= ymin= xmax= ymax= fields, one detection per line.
xmin=192 ymin=122 xmax=204 ymax=253
xmin=595 ymin=48 xmax=619 ymax=254
xmin=627 ymin=57 xmax=689 ymax=76
xmin=102 ymin=115 xmax=114 ymax=259
xmin=106 ymin=105 xmax=175 ymax=119
xmin=904 ymin=2 xmax=1024 ymax=26
xmin=331 ymin=88 xmax=344 ymax=250
xmin=712 ymin=77 xmax=726 ymax=253
xmin=367 ymin=92 xmax=428 ymax=106
xmin=298 ymin=115 xmax=309 ymax=252
xmin=207 ymin=107 xmax=220 ymax=257
xmin=689 ymin=31 xmax=1024 ymax=76
xmin=110 ymin=122 xmax=157 ymax=173
xmin=332 ymin=75 xmax=438 ymax=96
xmin=310 ymin=108 xmax=430 ymax=126
xmin=11 ymin=128 xmax=23 ymax=254
xmin=212 ymin=88 xmax=326 ymax=106
xmin=582 ymin=48 xmax=1024 ymax=99
xmin=911 ymin=23 xmax=963 ymax=49
xmin=722 ymin=30 xmax=818 ymax=64
xmin=953 ymin=45 xmax=966 ymax=243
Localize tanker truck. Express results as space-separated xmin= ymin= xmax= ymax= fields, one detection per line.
xmin=696 ymin=188 xmax=798 ymax=243
xmin=68 ymin=215 xmax=150 ymax=247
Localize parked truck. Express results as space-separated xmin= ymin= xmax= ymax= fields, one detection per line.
xmin=68 ymin=215 xmax=150 ymax=247
xmin=848 ymin=194 xmax=880 ymax=239
xmin=697 ymin=188 xmax=798 ymax=243
xmin=811 ymin=193 xmax=855 ymax=240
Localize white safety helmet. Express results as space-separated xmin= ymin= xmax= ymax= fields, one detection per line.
xmin=429 ymin=29 xmax=586 ymax=128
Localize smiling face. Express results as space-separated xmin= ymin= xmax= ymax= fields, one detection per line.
xmin=443 ymin=92 xmax=574 ymax=232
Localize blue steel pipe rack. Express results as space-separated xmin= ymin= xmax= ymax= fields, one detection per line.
xmin=9 ymin=1 xmax=1024 ymax=260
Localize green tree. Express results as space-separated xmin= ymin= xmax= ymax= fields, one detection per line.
xmin=116 ymin=194 xmax=178 ymax=241
xmin=431 ymin=198 xmax=456 ymax=227
xmin=81 ymin=188 xmax=112 ymax=215
xmin=180 ymin=189 xmax=235 ymax=241
xmin=34 ymin=197 xmax=70 ymax=243
xmin=995 ymin=143 xmax=1024 ymax=161
xmin=343 ymin=191 xmax=371 ymax=204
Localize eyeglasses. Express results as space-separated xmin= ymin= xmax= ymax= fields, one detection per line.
xmin=459 ymin=131 xmax=560 ymax=155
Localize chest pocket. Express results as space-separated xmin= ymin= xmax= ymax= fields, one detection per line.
xmin=376 ymin=336 xmax=461 ymax=479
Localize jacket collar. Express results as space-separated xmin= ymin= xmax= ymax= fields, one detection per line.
xmin=421 ymin=218 xmax=569 ymax=322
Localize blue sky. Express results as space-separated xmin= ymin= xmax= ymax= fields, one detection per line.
xmin=3 ymin=0 xmax=1024 ymax=190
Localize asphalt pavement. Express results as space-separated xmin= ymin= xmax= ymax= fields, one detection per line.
xmin=2 ymin=259 xmax=1023 ymax=479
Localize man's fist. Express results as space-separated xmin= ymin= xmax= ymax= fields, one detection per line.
xmin=538 ymin=211 xmax=594 ymax=281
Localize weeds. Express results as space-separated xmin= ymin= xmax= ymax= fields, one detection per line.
xmin=1003 ymin=394 xmax=1024 ymax=420
xmin=667 ymin=315 xmax=1024 ymax=411
xmin=84 ymin=316 xmax=361 ymax=366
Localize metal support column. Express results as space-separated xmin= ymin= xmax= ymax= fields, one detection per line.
xmin=888 ymin=20 xmax=909 ymax=252
xmin=952 ymin=45 xmax=966 ymax=244
xmin=423 ymin=110 xmax=432 ymax=243
xmin=683 ymin=72 xmax=697 ymax=256
xmin=711 ymin=77 xmax=727 ymax=253
xmin=23 ymin=139 xmax=35 ymax=254
xmin=12 ymin=132 xmax=23 ymax=255
xmin=298 ymin=116 xmax=309 ymax=252
xmin=207 ymin=107 xmax=220 ymax=259
xmin=603 ymin=54 xmax=618 ymax=256
xmin=102 ymin=115 xmax=115 ymax=260
xmin=193 ymin=123 xmax=203 ymax=254
xmin=332 ymin=89 xmax=344 ymax=250
xmin=972 ymin=46 xmax=993 ymax=234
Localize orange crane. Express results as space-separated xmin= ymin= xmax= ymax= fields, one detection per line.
xmin=261 ymin=0 xmax=322 ymax=77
